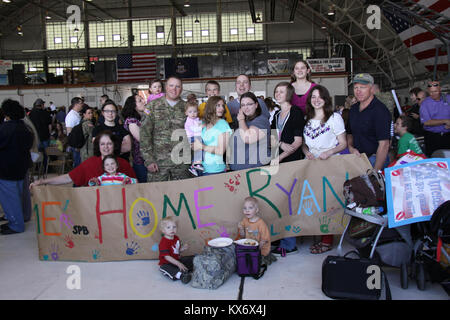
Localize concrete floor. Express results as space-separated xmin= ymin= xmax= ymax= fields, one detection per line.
xmin=0 ymin=215 xmax=448 ymax=300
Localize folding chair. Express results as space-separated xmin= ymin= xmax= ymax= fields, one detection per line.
xmin=44 ymin=146 xmax=68 ymax=178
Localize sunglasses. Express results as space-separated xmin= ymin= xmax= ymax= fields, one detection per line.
xmin=427 ymin=83 xmax=440 ymax=87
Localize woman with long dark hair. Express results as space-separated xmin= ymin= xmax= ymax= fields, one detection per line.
xmin=290 ymin=60 xmax=317 ymax=114
xmin=122 ymin=94 xmax=147 ymax=182
xmin=270 ymin=82 xmax=305 ymax=257
xmin=302 ymin=85 xmax=347 ymax=254
xmin=30 ymin=130 xmax=136 ymax=187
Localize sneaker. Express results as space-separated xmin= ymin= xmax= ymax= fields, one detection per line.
xmin=188 ymin=166 xmax=199 ymax=177
xmin=271 ymin=246 xmax=298 ymax=257
xmin=193 ymin=164 xmax=204 ymax=172
xmin=180 ymin=272 xmax=192 ymax=284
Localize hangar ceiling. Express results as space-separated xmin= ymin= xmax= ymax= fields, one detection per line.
xmin=0 ymin=0 xmax=448 ymax=87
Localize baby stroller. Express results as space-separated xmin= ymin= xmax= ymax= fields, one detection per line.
xmin=337 ymin=209 xmax=414 ymax=289
xmin=410 ymin=200 xmax=450 ymax=292
xmin=338 ymin=169 xmax=414 ymax=289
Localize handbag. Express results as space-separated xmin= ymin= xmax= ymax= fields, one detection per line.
xmin=322 ymin=251 xmax=391 ymax=300
xmin=343 ymin=169 xmax=385 ymax=208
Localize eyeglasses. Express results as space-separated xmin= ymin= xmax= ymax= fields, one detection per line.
xmin=427 ymin=83 xmax=440 ymax=87
xmin=103 ymin=110 xmax=116 ymax=114
xmin=241 ymin=102 xmax=256 ymax=108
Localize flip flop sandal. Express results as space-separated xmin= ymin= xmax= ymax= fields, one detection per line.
xmin=310 ymin=242 xmax=332 ymax=254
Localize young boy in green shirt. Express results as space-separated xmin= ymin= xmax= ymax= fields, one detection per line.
xmin=394 ymin=114 xmax=424 ymax=157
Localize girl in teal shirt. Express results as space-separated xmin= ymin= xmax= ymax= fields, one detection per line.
xmin=192 ymin=96 xmax=232 ymax=175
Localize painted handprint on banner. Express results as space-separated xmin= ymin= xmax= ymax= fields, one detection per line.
xmin=303 ymin=200 xmax=315 ymax=216
xmin=224 ymin=174 xmax=242 ymax=193
xmin=126 ymin=241 xmax=141 ymax=256
xmin=319 ymin=216 xmax=331 ymax=234
xmin=215 ymin=226 xmax=230 ymax=238
xmin=65 ymin=235 xmax=74 ymax=249
xmin=136 ymin=210 xmax=150 ymax=226
xmin=50 ymin=243 xmax=61 ymax=261
xmin=92 ymin=249 xmax=100 ymax=260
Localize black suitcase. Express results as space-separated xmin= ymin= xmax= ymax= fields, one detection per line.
xmin=322 ymin=251 xmax=391 ymax=300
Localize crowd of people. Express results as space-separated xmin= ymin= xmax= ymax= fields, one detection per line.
xmin=0 ymin=60 xmax=448 ymax=285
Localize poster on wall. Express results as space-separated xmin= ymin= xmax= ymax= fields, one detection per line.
xmin=32 ymin=154 xmax=371 ymax=263
xmin=385 ymin=158 xmax=450 ymax=228
xmin=306 ymin=58 xmax=346 ymax=73
xmin=267 ymin=59 xmax=289 ymax=74
xmin=0 ymin=60 xmax=13 ymax=74
xmin=0 ymin=60 xmax=12 ymax=85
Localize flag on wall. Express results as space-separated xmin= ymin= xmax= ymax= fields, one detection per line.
xmin=116 ymin=53 xmax=156 ymax=82
xmin=164 ymin=57 xmax=199 ymax=79
xmin=382 ymin=0 xmax=449 ymax=72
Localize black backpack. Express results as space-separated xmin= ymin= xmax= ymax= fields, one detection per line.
xmin=67 ymin=123 xmax=86 ymax=148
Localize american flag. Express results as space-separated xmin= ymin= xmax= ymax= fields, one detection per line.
xmin=383 ymin=0 xmax=449 ymax=72
xmin=116 ymin=53 xmax=157 ymax=82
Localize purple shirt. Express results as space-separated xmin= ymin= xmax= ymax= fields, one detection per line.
xmin=124 ymin=118 xmax=144 ymax=165
xmin=290 ymin=82 xmax=317 ymax=114
xmin=420 ymin=94 xmax=450 ymax=133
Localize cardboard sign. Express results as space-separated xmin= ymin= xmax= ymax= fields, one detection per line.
xmin=385 ymin=158 xmax=450 ymax=228
xmin=306 ymin=58 xmax=346 ymax=73
xmin=32 ymin=154 xmax=371 ymax=262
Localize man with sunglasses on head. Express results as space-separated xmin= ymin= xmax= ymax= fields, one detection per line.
xmin=419 ymin=80 xmax=450 ymax=157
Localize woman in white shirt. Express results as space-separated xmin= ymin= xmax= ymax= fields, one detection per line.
xmin=302 ymin=85 xmax=347 ymax=254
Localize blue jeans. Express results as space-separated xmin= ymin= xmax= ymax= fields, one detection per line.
xmin=71 ymin=148 xmax=81 ymax=168
xmin=133 ymin=162 xmax=148 ymax=183
xmin=200 ymin=171 xmax=225 ymax=176
xmin=280 ymin=237 xmax=297 ymax=250
xmin=0 ymin=179 xmax=25 ymax=232
xmin=190 ymin=136 xmax=203 ymax=164
xmin=368 ymin=154 xmax=390 ymax=170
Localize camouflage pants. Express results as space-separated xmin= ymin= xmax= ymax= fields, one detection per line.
xmin=147 ymin=165 xmax=191 ymax=182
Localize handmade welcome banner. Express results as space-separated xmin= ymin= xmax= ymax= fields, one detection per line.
xmin=32 ymin=154 xmax=371 ymax=262
xmin=385 ymin=158 xmax=450 ymax=228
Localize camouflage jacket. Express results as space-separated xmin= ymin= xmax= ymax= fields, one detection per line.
xmin=140 ymin=97 xmax=190 ymax=167
xmin=375 ymin=92 xmax=395 ymax=119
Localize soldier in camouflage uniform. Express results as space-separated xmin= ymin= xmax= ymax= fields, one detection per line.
xmin=140 ymin=76 xmax=191 ymax=182
xmin=372 ymin=84 xmax=395 ymax=120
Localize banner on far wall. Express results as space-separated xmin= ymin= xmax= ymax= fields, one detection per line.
xmin=306 ymin=58 xmax=346 ymax=73
xmin=32 ymin=154 xmax=371 ymax=263
xmin=164 ymin=57 xmax=199 ymax=79
xmin=267 ymin=59 xmax=289 ymax=74
xmin=385 ymin=158 xmax=450 ymax=228
xmin=0 ymin=60 xmax=13 ymax=74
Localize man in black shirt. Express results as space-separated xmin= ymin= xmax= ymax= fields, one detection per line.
xmin=29 ymin=98 xmax=52 ymax=167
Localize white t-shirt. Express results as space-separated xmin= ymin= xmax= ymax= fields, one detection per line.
xmin=303 ymin=112 xmax=346 ymax=158
xmin=65 ymin=109 xmax=81 ymax=129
